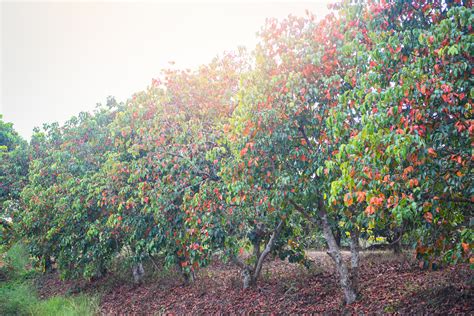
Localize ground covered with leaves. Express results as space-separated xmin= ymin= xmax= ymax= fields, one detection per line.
xmin=36 ymin=251 xmax=472 ymax=314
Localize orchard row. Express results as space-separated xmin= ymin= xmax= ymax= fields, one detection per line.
xmin=1 ymin=0 xmax=472 ymax=304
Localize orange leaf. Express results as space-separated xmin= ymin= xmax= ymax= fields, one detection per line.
xmin=420 ymin=85 xmax=427 ymax=95
xmin=427 ymin=147 xmax=437 ymax=157
xmin=344 ymin=193 xmax=353 ymax=207
xmin=409 ymin=178 xmax=419 ymax=188
xmin=424 ymin=212 xmax=433 ymax=223
xmin=223 ymin=124 xmax=231 ymax=133
xmin=365 ymin=205 xmax=375 ymax=215
xmin=461 ymin=242 xmax=470 ymax=253
xmin=356 ymin=191 xmax=366 ymax=203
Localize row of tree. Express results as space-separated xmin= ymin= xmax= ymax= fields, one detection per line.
xmin=1 ymin=0 xmax=472 ymax=304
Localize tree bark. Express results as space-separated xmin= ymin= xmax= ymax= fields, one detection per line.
xmin=132 ymin=262 xmax=145 ymax=283
xmin=334 ymin=227 xmax=342 ymax=247
xmin=184 ymin=270 xmax=195 ymax=284
xmin=242 ymin=268 xmax=252 ymax=289
xmin=349 ymin=226 xmax=360 ymax=293
xmin=391 ymin=229 xmax=402 ymax=255
xmin=320 ymin=211 xmax=357 ymax=305
xmin=252 ymin=220 xmax=284 ymax=283
xmin=176 ymin=260 xmax=195 ymax=285
xmin=233 ymin=220 xmax=284 ymax=289
xmin=232 ymin=255 xmax=253 ymax=289
xmin=44 ymin=256 xmax=53 ymax=272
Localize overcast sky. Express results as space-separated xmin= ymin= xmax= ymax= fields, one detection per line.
xmin=1 ymin=0 xmax=331 ymax=140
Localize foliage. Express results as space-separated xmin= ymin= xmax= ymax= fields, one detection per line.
xmin=0 ymin=115 xmax=29 ymax=207
xmin=19 ymin=99 xmax=123 ymax=278
xmin=0 ymin=281 xmax=34 ymax=315
xmin=328 ymin=0 xmax=473 ymax=265
xmin=0 ymin=280 xmax=98 ymax=316
xmin=98 ymin=52 xmax=250 ymax=278
xmin=0 ymin=115 xmax=29 ymax=247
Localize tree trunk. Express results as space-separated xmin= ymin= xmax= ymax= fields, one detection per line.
xmin=349 ymin=226 xmax=360 ymax=293
xmin=252 ymin=220 xmax=284 ymax=283
xmin=132 ymin=262 xmax=145 ymax=283
xmin=391 ymin=229 xmax=402 ymax=255
xmin=176 ymin=260 xmax=194 ymax=285
xmin=183 ymin=270 xmax=195 ymax=284
xmin=320 ymin=211 xmax=357 ymax=305
xmin=242 ymin=268 xmax=252 ymax=289
xmin=289 ymin=197 xmax=358 ymax=304
xmin=44 ymin=256 xmax=53 ymax=272
xmin=334 ymin=227 xmax=342 ymax=247
xmin=233 ymin=220 xmax=284 ymax=289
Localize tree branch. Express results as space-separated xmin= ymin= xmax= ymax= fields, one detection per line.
xmin=288 ymin=198 xmax=319 ymax=225
xmin=231 ymin=255 xmax=252 ymax=272
xmin=298 ymin=125 xmax=315 ymax=152
xmin=253 ymin=219 xmax=284 ymax=282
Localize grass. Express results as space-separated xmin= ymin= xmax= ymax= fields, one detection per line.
xmin=2 ymin=242 xmax=30 ymax=277
xmin=0 ymin=243 xmax=99 ymax=316
xmin=0 ymin=281 xmax=33 ymax=315
xmin=0 ymin=280 xmax=99 ymax=316
xmin=33 ymin=294 xmax=99 ymax=316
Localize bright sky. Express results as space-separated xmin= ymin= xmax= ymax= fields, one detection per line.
xmin=1 ymin=1 xmax=332 ymax=140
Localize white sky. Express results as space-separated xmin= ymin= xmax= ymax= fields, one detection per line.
xmin=1 ymin=0 xmax=331 ymax=140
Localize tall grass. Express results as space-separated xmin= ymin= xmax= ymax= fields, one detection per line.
xmin=0 ymin=281 xmax=99 ymax=316
xmin=2 ymin=242 xmax=30 ymax=277
xmin=32 ymin=294 xmax=99 ymax=316
xmin=0 ymin=281 xmax=34 ymax=315
xmin=0 ymin=243 xmax=99 ymax=316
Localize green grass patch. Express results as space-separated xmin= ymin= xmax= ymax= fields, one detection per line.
xmin=0 ymin=280 xmax=36 ymax=315
xmin=2 ymin=243 xmax=30 ymax=278
xmin=0 ymin=280 xmax=99 ymax=316
xmin=32 ymin=294 xmax=99 ymax=316
xmin=0 ymin=242 xmax=99 ymax=316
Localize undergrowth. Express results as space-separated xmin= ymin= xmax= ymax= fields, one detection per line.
xmin=0 ymin=243 xmax=99 ymax=316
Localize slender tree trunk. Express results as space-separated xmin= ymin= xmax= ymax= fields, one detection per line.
xmin=132 ymin=262 xmax=145 ymax=283
xmin=391 ymin=229 xmax=402 ymax=255
xmin=289 ymin=197 xmax=358 ymax=304
xmin=44 ymin=256 xmax=53 ymax=272
xmin=184 ymin=270 xmax=195 ymax=284
xmin=242 ymin=268 xmax=252 ymax=289
xmin=176 ymin=260 xmax=194 ymax=285
xmin=252 ymin=220 xmax=284 ymax=283
xmin=232 ymin=256 xmax=253 ymax=289
xmin=349 ymin=226 xmax=360 ymax=293
xmin=320 ymin=211 xmax=357 ymax=305
xmin=334 ymin=227 xmax=342 ymax=247
xmin=233 ymin=220 xmax=284 ymax=289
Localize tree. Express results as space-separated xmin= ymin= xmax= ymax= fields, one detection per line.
xmin=0 ymin=115 xmax=29 ymax=246
xmin=329 ymin=0 xmax=473 ymax=268
xmin=99 ymin=52 xmax=249 ymax=282
xmin=228 ymin=9 xmax=363 ymax=302
xmin=20 ymin=100 xmax=122 ymax=277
